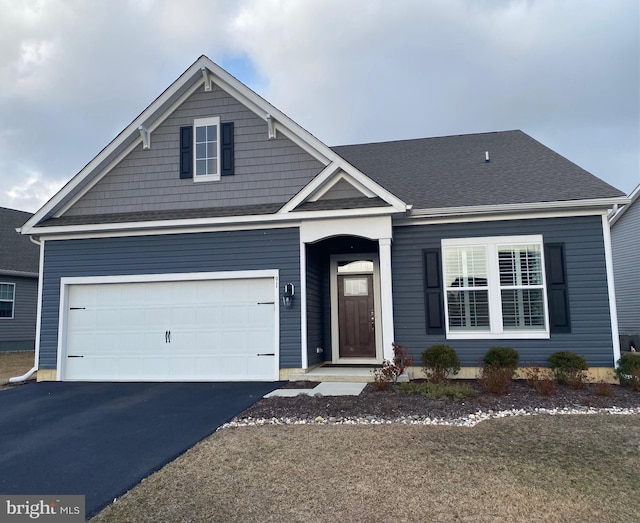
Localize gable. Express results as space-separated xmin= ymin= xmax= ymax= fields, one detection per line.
xmin=63 ymin=85 xmax=324 ymax=218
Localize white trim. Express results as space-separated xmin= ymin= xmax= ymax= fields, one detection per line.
xmin=280 ymin=164 xmax=407 ymax=214
xmin=300 ymin=215 xmax=393 ymax=244
xmin=601 ymin=214 xmax=621 ymax=365
xmin=57 ymin=270 xmax=280 ymax=381
xmin=378 ymin=238 xmax=395 ymax=361
xmin=441 ymin=235 xmax=551 ymax=340
xmin=299 ymin=239 xmax=308 ymax=369
xmin=396 ymin=208 xmax=611 ymax=227
xmin=29 ymin=206 xmax=398 ymax=238
xmin=309 ymin=172 xmax=376 ymax=202
xmin=609 ymin=183 xmax=640 ymax=227
xmin=405 ymin=197 xmax=628 ymax=222
xmin=35 ymin=240 xmax=45 ymax=376
xmin=36 ymin=221 xmax=301 ymax=241
xmin=330 ymin=254 xmax=383 ymax=364
xmin=193 ymin=116 xmax=221 ymax=181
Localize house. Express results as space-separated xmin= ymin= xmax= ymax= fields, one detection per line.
xmin=610 ymin=184 xmax=640 ymax=353
xmin=0 ymin=207 xmax=39 ymax=352
xmin=19 ymin=55 xmax=628 ymax=382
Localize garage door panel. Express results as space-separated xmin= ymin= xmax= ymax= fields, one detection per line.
xmin=64 ymin=276 xmax=277 ymax=381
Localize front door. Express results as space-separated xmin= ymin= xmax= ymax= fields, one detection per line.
xmin=337 ymin=274 xmax=376 ymax=358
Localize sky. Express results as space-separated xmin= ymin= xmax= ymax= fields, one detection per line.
xmin=0 ymin=0 xmax=638 ymax=213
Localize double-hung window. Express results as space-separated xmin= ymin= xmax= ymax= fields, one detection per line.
xmin=193 ymin=116 xmax=220 ymax=181
xmin=442 ymin=235 xmax=549 ymax=339
xmin=0 ymin=283 xmax=15 ymax=319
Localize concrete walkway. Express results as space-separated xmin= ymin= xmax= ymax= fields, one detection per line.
xmin=264 ymin=381 xmax=367 ymax=397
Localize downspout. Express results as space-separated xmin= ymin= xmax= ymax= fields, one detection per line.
xmin=9 ymin=235 xmax=43 ymax=383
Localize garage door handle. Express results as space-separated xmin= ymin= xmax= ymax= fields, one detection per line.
xmin=68 ymin=355 xmax=84 ymax=358
xmin=257 ymin=353 xmax=275 ymax=356
xmin=165 ymin=330 xmax=171 ymax=343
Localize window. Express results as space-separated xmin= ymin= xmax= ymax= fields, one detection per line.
xmin=0 ymin=283 xmax=15 ymax=319
xmin=441 ymin=236 xmax=548 ymax=339
xmin=193 ymin=116 xmax=220 ymax=181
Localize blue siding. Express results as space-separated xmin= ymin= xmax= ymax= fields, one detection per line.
xmin=305 ymin=247 xmax=324 ymax=366
xmin=392 ymin=216 xmax=615 ymax=367
xmin=39 ymin=228 xmax=301 ymax=369
xmin=0 ymin=275 xmax=37 ymax=351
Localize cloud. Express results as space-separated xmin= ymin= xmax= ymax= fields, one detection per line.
xmin=4 ymin=170 xmax=64 ymax=213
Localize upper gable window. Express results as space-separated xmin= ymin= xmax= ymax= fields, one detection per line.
xmin=0 ymin=283 xmax=15 ymax=319
xmin=194 ymin=117 xmax=220 ymax=181
xmin=180 ymin=119 xmax=234 ymax=181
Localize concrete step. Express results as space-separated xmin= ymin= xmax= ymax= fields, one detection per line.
xmin=289 ymin=366 xmax=409 ymax=383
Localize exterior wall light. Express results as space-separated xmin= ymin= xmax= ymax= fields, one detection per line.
xmin=282 ymin=283 xmax=295 ymax=308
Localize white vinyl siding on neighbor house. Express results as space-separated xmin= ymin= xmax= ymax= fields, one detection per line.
xmin=193 ymin=116 xmax=220 ymax=181
xmin=0 ymin=283 xmax=15 ymax=319
xmin=442 ymin=235 xmax=549 ymax=339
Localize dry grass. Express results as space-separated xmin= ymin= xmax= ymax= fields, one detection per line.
xmin=0 ymin=351 xmax=35 ymax=388
xmin=91 ymin=414 xmax=640 ymax=523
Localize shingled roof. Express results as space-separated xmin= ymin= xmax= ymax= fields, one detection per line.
xmin=332 ymin=130 xmax=624 ymax=210
xmin=0 ymin=207 xmax=39 ymax=276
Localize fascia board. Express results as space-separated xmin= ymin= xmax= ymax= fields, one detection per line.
xmin=408 ymin=197 xmax=630 ymax=219
xmin=27 ymin=206 xmax=401 ymax=237
xmin=609 ymin=184 xmax=640 ymax=226
xmin=22 ymin=57 xmax=210 ymax=233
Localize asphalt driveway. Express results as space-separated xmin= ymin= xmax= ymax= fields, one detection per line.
xmin=0 ymin=381 xmax=280 ymax=517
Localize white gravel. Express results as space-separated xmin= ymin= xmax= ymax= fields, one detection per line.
xmin=220 ymin=406 xmax=640 ymax=430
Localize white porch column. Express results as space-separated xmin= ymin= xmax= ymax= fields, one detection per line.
xmin=379 ymin=238 xmax=395 ymax=361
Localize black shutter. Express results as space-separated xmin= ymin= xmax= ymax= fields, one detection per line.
xmin=179 ymin=126 xmax=192 ymax=179
xmin=221 ymin=122 xmax=234 ymax=176
xmin=424 ymin=249 xmax=445 ymax=335
xmin=545 ymin=243 xmax=571 ymax=333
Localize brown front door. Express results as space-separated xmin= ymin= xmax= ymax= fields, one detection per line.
xmin=338 ymin=274 xmax=376 ymax=358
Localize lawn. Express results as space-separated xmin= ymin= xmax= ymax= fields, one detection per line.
xmin=0 ymin=351 xmax=35 ymax=388
xmin=91 ymin=414 xmax=640 ymax=523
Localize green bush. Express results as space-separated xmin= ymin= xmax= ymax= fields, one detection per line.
xmin=421 ymin=345 xmax=460 ymax=383
xmin=483 ymin=347 xmax=519 ymax=370
xmin=548 ymin=351 xmax=588 ymax=386
xmin=616 ymin=353 xmax=640 ymax=391
xmin=397 ymin=381 xmax=477 ymax=401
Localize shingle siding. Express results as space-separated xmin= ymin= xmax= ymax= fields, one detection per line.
xmin=64 ymin=86 xmax=324 ymax=217
xmin=611 ymin=198 xmax=640 ymax=338
xmin=391 ymin=215 xmax=615 ymax=367
xmin=0 ymin=275 xmax=37 ymax=351
xmin=39 ymin=228 xmax=301 ymax=370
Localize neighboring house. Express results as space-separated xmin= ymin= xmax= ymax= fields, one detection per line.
xmin=19 ymin=56 xmax=628 ymax=382
xmin=0 ymin=207 xmax=39 ymax=352
xmin=610 ymin=184 xmax=640 ymax=352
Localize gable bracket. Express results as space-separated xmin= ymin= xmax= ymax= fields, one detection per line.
xmin=266 ymin=113 xmax=277 ymax=139
xmin=138 ymin=126 xmax=151 ymax=150
xmin=201 ymin=67 xmax=214 ymax=91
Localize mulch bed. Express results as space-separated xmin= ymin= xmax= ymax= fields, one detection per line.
xmin=240 ymin=380 xmax=640 ymax=420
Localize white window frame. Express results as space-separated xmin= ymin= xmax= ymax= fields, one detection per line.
xmin=0 ymin=282 xmax=15 ymax=320
xmin=441 ymin=235 xmax=550 ymax=340
xmin=193 ymin=116 xmax=220 ymax=182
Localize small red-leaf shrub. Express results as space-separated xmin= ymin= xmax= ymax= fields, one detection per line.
xmin=477 ymin=364 xmax=514 ymax=396
xmin=594 ymin=380 xmax=614 ymax=397
xmin=371 ymin=343 xmax=414 ymax=391
xmin=521 ymin=363 xmax=557 ymax=396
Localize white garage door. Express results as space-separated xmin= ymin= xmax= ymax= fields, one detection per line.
xmin=62 ymin=276 xmax=277 ymax=381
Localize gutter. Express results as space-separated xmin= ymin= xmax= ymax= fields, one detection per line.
xmin=9 ymin=235 xmax=43 ymax=384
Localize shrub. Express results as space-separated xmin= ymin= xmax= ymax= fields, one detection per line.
xmin=371 ymin=343 xmax=414 ymax=391
xmin=477 ymin=365 xmax=514 ymax=395
xmin=421 ymin=345 xmax=460 ymax=383
xmin=521 ymin=363 xmax=556 ymax=396
xmin=397 ymin=381 xmax=477 ymax=401
xmin=483 ymin=346 xmax=520 ymax=370
xmin=548 ymin=351 xmax=588 ymax=388
xmin=594 ymin=380 xmax=614 ymax=397
xmin=616 ymin=353 xmax=640 ymax=391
